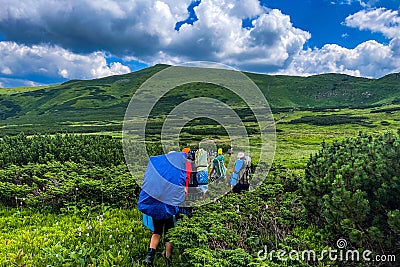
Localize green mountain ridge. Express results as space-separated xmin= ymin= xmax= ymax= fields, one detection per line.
xmin=0 ymin=64 xmax=400 ymax=134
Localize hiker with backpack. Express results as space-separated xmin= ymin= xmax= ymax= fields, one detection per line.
xmin=195 ymin=148 xmax=209 ymax=195
xmin=230 ymin=152 xmax=251 ymax=193
xmin=184 ymin=148 xmax=202 ymax=201
xmin=182 ymin=147 xmax=194 ymax=196
xmin=210 ymin=148 xmax=227 ymax=183
xmin=183 ymin=147 xmax=210 ymax=200
xmin=138 ymin=151 xmax=187 ymax=266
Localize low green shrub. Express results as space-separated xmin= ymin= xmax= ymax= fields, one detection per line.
xmin=302 ymin=131 xmax=400 ymax=256
xmin=0 ymin=207 xmax=149 ymax=267
xmin=0 ymin=161 xmax=140 ymax=211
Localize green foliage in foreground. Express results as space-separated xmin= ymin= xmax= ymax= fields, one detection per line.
xmin=168 ymin=168 xmax=332 ymax=267
xmin=0 ymin=207 xmax=149 ymax=267
xmin=0 ymin=161 xmax=138 ymax=211
xmin=0 ymin=134 xmax=143 ymax=211
xmin=303 ymin=131 xmax=400 ymax=256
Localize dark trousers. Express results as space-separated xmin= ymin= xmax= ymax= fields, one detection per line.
xmin=232 ymin=183 xmax=249 ymax=193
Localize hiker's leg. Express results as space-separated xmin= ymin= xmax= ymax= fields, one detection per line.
xmin=144 ymin=218 xmax=163 ymax=265
xmin=164 ymin=217 xmax=175 ymax=258
xmin=164 ymin=242 xmax=173 ymax=266
xmin=165 ymin=241 xmax=172 ymax=257
xmin=149 ymin=233 xmax=161 ymax=249
xmin=150 ymin=218 xmax=165 ymax=249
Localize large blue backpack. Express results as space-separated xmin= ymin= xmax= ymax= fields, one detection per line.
xmin=138 ymin=152 xmax=187 ymax=220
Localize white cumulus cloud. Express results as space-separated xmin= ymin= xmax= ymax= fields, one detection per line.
xmin=0 ymin=0 xmax=311 ymax=74
xmin=144 ymin=0 xmax=311 ymax=72
xmin=281 ymin=39 xmax=400 ymax=78
xmin=0 ymin=41 xmax=131 ymax=80
xmin=345 ymin=8 xmax=400 ymax=39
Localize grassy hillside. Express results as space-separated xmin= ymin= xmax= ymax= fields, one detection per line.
xmin=0 ymin=64 xmax=400 ymax=136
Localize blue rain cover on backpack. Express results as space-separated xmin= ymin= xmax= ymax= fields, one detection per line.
xmin=138 ymin=152 xmax=187 ymax=220
xmin=230 ymin=159 xmax=244 ymax=186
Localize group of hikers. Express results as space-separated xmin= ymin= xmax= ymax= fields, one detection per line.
xmin=138 ymin=147 xmax=252 ymax=266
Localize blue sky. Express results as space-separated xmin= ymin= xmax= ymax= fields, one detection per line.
xmin=264 ymin=0 xmax=392 ymax=48
xmin=280 ymin=1 xmax=399 ymax=45
xmin=0 ymin=0 xmax=400 ymax=88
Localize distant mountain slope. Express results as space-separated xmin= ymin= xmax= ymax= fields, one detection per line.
xmin=0 ymin=64 xmax=399 ymax=129
xmin=247 ymin=72 xmax=400 ymax=108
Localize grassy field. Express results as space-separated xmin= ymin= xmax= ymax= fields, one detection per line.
xmin=273 ymin=106 xmax=400 ymax=169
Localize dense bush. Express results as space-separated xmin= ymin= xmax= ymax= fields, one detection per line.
xmin=0 ymin=134 xmax=145 ymax=211
xmin=0 ymin=133 xmax=124 ymax=168
xmin=302 ymin=131 xmax=400 ymax=256
xmin=0 ymin=161 xmax=140 ymax=211
xmin=289 ymin=114 xmax=371 ymax=126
